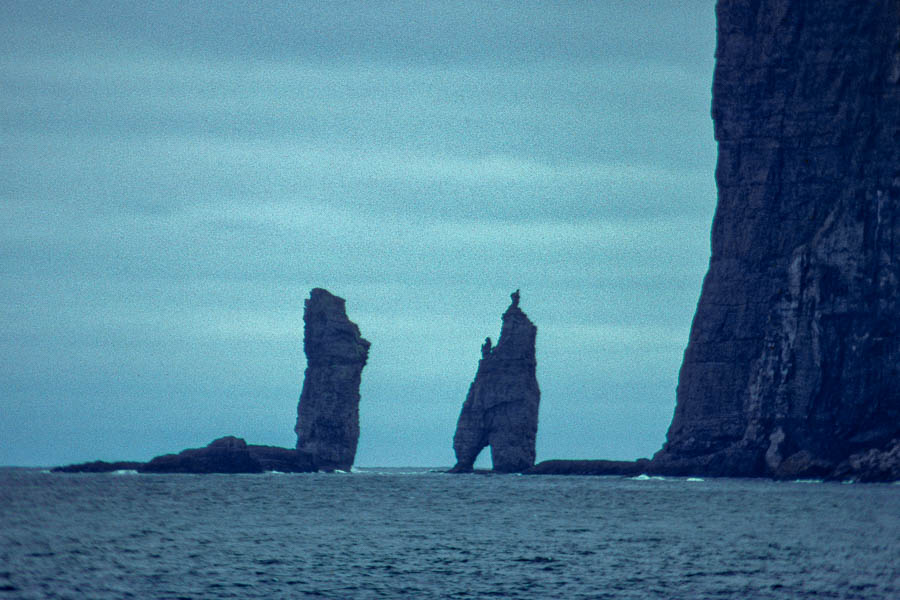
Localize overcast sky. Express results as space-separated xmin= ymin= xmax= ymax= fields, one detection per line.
xmin=1 ymin=1 xmax=717 ymax=468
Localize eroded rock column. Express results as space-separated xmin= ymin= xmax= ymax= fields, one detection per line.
xmin=295 ymin=288 xmax=370 ymax=471
xmin=451 ymin=291 xmax=540 ymax=473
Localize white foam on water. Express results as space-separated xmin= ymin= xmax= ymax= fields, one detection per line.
xmin=686 ymin=477 xmax=705 ymax=482
xmin=111 ymin=470 xmax=139 ymax=475
xmin=793 ymin=479 xmax=824 ymax=484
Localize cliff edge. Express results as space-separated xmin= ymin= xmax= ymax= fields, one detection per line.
xmin=651 ymin=0 xmax=900 ymax=481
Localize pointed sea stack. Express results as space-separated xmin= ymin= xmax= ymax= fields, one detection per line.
xmin=451 ymin=290 xmax=540 ymax=473
xmin=295 ymin=288 xmax=370 ymax=471
xmin=650 ymin=1 xmax=900 ymax=481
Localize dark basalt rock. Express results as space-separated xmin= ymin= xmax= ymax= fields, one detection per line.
xmin=140 ymin=436 xmax=264 ymax=474
xmin=832 ymin=439 xmax=900 ymax=483
xmin=650 ymin=0 xmax=900 ymax=481
xmin=52 ymin=441 xmax=317 ymax=474
xmin=295 ymin=288 xmax=370 ymax=472
xmin=51 ymin=460 xmax=144 ymax=473
xmin=451 ymin=290 xmax=540 ymax=473
xmin=247 ymin=445 xmax=316 ymax=473
xmin=526 ymin=459 xmax=649 ymax=477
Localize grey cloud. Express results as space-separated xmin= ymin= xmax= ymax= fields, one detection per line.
xmin=2 ymin=2 xmax=714 ymax=68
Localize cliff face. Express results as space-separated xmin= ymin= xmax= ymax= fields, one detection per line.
xmin=295 ymin=288 xmax=370 ymax=471
xmin=652 ymin=1 xmax=900 ymax=479
xmin=451 ymin=291 xmax=540 ymax=473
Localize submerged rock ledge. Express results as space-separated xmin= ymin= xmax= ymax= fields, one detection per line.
xmin=525 ymin=452 xmax=899 ymax=483
xmin=525 ymin=460 xmax=649 ymax=477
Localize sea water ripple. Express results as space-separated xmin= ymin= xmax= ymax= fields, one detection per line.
xmin=1 ymin=468 xmax=898 ymax=599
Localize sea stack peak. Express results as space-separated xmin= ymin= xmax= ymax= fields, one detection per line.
xmin=451 ymin=290 xmax=540 ymax=473
xmin=295 ymin=288 xmax=370 ymax=471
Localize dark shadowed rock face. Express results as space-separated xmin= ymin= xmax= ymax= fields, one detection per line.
xmin=246 ymin=445 xmax=316 ymax=473
xmin=141 ymin=436 xmax=264 ymax=474
xmin=295 ymin=288 xmax=370 ymax=472
xmin=651 ymin=1 xmax=900 ymax=481
xmin=451 ymin=291 xmax=540 ymax=473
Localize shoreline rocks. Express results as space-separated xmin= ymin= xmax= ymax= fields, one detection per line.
xmin=140 ymin=436 xmax=265 ymax=474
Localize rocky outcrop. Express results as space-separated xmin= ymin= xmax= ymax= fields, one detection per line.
xmin=294 ymin=288 xmax=370 ymax=472
xmin=832 ymin=439 xmax=900 ymax=483
xmin=51 ymin=440 xmax=317 ymax=474
xmin=451 ymin=291 xmax=540 ymax=473
xmin=247 ymin=445 xmax=316 ymax=473
xmin=140 ymin=436 xmax=265 ymax=473
xmin=526 ymin=459 xmax=649 ymax=477
xmin=52 ymin=461 xmax=144 ymax=473
xmin=650 ymin=0 xmax=900 ymax=481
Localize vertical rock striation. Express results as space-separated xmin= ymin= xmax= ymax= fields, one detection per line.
xmin=295 ymin=288 xmax=370 ymax=471
xmin=451 ymin=291 xmax=540 ymax=473
xmin=651 ymin=1 xmax=900 ymax=480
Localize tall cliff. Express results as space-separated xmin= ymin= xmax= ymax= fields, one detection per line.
xmin=652 ymin=1 xmax=900 ymax=480
xmin=451 ymin=291 xmax=540 ymax=473
xmin=295 ymin=288 xmax=370 ymax=471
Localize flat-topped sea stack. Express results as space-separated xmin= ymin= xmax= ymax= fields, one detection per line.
xmin=295 ymin=288 xmax=370 ymax=472
xmin=648 ymin=0 xmax=900 ymax=482
xmin=451 ymin=291 xmax=540 ymax=473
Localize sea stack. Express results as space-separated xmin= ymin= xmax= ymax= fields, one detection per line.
xmin=651 ymin=1 xmax=900 ymax=481
xmin=295 ymin=288 xmax=370 ymax=471
xmin=451 ymin=290 xmax=540 ymax=473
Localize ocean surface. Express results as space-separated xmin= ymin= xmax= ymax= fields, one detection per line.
xmin=1 ymin=468 xmax=898 ymax=599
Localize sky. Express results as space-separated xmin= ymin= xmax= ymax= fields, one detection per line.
xmin=1 ymin=1 xmax=718 ymax=468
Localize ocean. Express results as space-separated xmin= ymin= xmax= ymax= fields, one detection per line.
xmin=1 ymin=468 xmax=898 ymax=599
